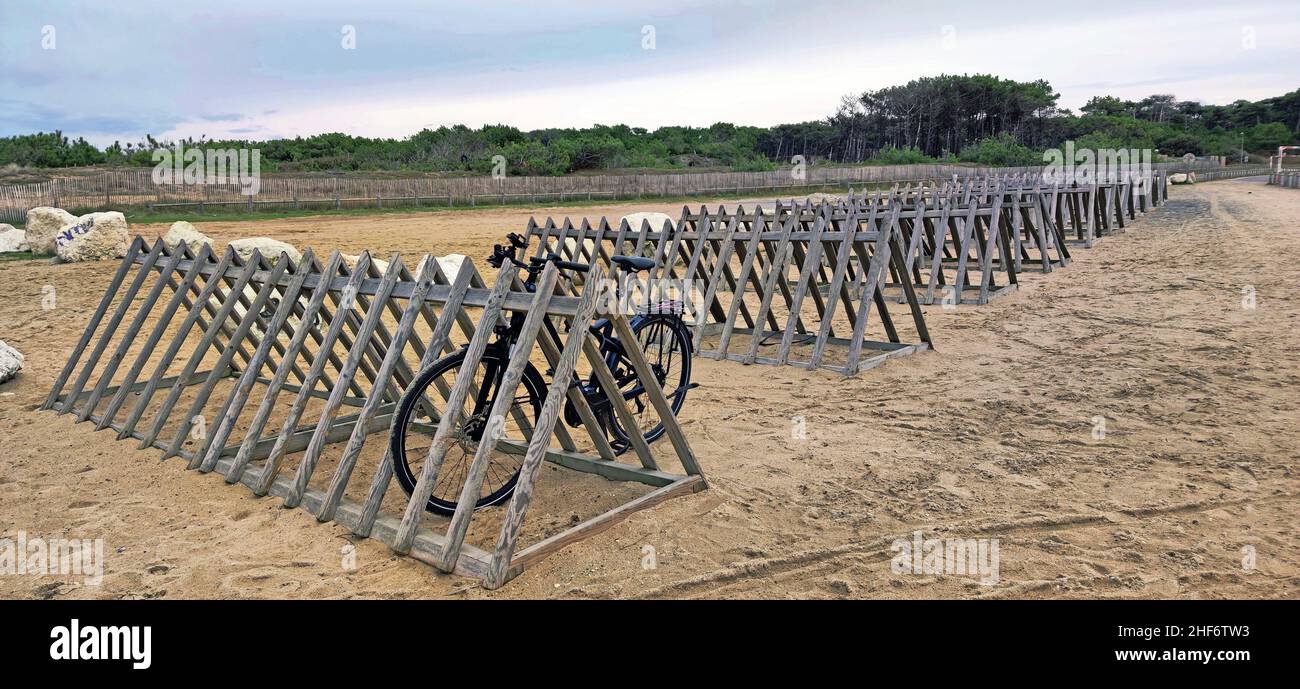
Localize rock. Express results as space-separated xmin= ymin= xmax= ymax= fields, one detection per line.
xmin=807 ymin=192 xmax=843 ymax=204
xmin=229 ymin=237 xmax=301 ymax=265
xmin=24 ymin=207 xmax=77 ymax=254
xmin=621 ymin=212 xmax=674 ymax=234
xmin=340 ymin=252 xmax=393 ymax=275
xmin=436 ymin=254 xmax=465 ymax=283
xmin=0 ymin=340 xmax=23 ymax=385
xmin=619 ymin=213 xmax=672 ymax=263
xmin=216 ymin=239 xmax=305 ymax=344
xmin=162 ymin=221 xmax=211 ymax=254
xmin=55 ymin=211 xmax=131 ymax=263
xmin=0 ymin=224 xmax=28 ymax=252
xmin=340 ymin=253 xmax=462 ymax=283
xmin=559 ymin=237 xmax=597 ymax=260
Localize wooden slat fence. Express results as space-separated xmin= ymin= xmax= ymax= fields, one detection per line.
xmin=0 ymin=160 xmax=1225 ymax=224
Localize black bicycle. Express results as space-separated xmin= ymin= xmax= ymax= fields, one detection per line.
xmin=389 ymin=232 xmax=695 ymax=515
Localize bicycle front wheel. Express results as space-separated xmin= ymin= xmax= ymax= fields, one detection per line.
xmin=389 ymin=350 xmax=546 ymax=516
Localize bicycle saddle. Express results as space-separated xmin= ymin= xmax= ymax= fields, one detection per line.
xmin=610 ymin=255 xmax=655 ymax=272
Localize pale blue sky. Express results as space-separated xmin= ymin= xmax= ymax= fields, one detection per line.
xmin=2 ymin=0 xmax=1297 ymax=145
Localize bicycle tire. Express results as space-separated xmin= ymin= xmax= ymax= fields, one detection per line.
xmin=389 ymin=349 xmax=546 ymax=516
xmin=605 ymin=314 xmax=693 ymax=448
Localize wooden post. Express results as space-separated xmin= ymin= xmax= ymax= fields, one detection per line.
xmin=43 ymin=238 xmax=145 ymax=410
xmin=391 ymin=262 xmax=519 ymax=554
xmin=197 ymin=251 xmax=317 ymax=472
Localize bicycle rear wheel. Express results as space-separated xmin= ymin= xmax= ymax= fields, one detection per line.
xmin=606 ymin=314 xmax=692 ymax=448
xmin=389 ymin=350 xmax=545 ymax=516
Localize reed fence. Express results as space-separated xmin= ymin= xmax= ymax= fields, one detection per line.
xmin=0 ymin=160 xmax=1228 ymax=224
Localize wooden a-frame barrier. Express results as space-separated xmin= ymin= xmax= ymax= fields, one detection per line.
xmin=527 ymin=197 xmax=932 ymax=375
xmin=933 ymin=169 xmax=1168 ymax=248
xmin=44 ymin=236 xmax=705 ymax=589
xmin=889 ymin=178 xmax=1073 ymax=273
xmin=841 ymin=169 xmax=1170 ymax=302
xmin=843 ymin=184 xmax=1024 ymax=306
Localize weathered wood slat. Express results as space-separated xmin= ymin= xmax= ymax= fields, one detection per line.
xmin=315 ymin=254 xmax=439 ymax=522
xmin=61 ymin=240 xmax=167 ymax=415
xmin=253 ymin=254 xmax=372 ymax=496
xmin=115 ymin=247 xmax=239 ymax=440
xmin=224 ymin=251 xmax=347 ymax=484
xmin=197 ymin=251 xmax=317 ymax=473
xmin=391 ymin=262 xmax=519 ymax=555
xmin=79 ymin=241 xmax=188 ymax=422
xmin=96 ymin=243 xmax=213 ymax=431
xmin=172 ymin=252 xmax=295 ymax=462
xmin=137 ymin=250 xmax=263 ymax=450
xmin=434 ymin=262 xmax=564 ymax=571
xmin=43 ymin=237 xmax=145 ymax=410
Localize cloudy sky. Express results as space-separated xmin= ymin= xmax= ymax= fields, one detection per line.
xmin=1 ymin=0 xmax=1297 ymax=146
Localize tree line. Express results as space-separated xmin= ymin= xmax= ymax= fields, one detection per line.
xmin=2 ymin=74 xmax=1297 ymax=175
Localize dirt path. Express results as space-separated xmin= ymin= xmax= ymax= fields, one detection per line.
xmin=0 ymin=180 xmax=1296 ymax=599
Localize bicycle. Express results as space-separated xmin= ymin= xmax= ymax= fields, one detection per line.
xmin=389 ymin=232 xmax=696 ymax=515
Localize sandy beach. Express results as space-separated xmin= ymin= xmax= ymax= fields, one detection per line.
xmin=0 ymin=177 xmax=1296 ymax=599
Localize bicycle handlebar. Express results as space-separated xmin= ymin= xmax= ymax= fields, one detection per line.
xmin=489 ymin=236 xmax=590 ymax=274
xmin=553 ymin=259 xmax=590 ymax=273
xmin=527 ymin=254 xmax=590 ymax=273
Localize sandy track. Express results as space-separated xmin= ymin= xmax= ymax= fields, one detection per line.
xmin=0 ymin=181 xmax=1296 ymax=599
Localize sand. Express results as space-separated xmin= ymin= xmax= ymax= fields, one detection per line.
xmin=0 ymin=178 xmax=1296 ymax=599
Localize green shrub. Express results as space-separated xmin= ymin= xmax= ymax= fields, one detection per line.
xmin=958 ymin=133 xmax=1041 ymax=166
xmin=869 ymin=146 xmax=935 ymax=165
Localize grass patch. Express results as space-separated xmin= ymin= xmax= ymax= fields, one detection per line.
xmin=0 ymin=251 xmax=42 ymax=263
xmin=125 ymin=204 xmax=465 ymax=225
xmin=119 ymin=181 xmax=892 ymax=226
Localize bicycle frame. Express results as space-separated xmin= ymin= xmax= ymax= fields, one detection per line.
xmin=460 ymin=264 xmax=655 ymax=442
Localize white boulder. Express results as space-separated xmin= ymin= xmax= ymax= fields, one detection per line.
xmin=436 ymin=254 xmax=465 ymax=283
xmin=162 ymin=221 xmax=212 ymax=254
xmin=621 ymin=212 xmax=675 ymax=234
xmin=222 ymin=240 xmax=306 ymax=344
xmin=0 ymin=340 xmax=23 ymax=385
xmin=55 ymin=211 xmax=131 ymax=263
xmin=25 ymin=207 xmax=77 ymax=254
xmin=340 ymin=253 xmax=394 ymax=275
xmin=806 ymin=192 xmax=843 ymax=205
xmin=229 ymin=237 xmax=301 ymax=266
xmin=619 ymin=213 xmax=673 ymax=263
xmin=560 ymin=237 xmax=597 ymax=260
xmin=340 ymin=253 xmax=463 ymax=283
xmin=0 ymin=224 xmax=28 ymax=253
